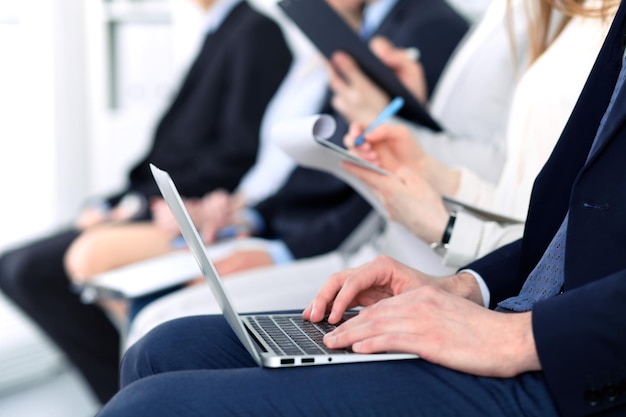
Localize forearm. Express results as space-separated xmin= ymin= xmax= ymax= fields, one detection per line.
xmin=453 ymin=167 xmax=497 ymax=211
xmin=410 ymin=123 xmax=506 ymax=186
xmin=421 ymin=155 xmax=461 ymax=197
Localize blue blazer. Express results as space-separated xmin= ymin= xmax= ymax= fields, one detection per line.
xmin=468 ymin=3 xmax=626 ymax=416
xmin=109 ymin=2 xmax=292 ymax=207
xmin=255 ymin=0 xmax=468 ymax=259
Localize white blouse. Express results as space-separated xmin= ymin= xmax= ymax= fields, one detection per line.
xmin=446 ymin=4 xmax=616 ymax=266
xmin=411 ymin=0 xmax=530 ymax=186
xmin=379 ymin=0 xmax=530 ymax=272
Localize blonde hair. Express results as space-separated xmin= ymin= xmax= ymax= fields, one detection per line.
xmin=524 ymin=0 xmax=620 ymax=63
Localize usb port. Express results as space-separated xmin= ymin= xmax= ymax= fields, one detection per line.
xmin=302 ymin=358 xmax=314 ymax=364
xmin=281 ymin=358 xmax=295 ymax=365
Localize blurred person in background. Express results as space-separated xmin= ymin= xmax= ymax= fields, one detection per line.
xmin=0 ymin=0 xmax=292 ymax=404
xmin=62 ymin=0 xmax=467 ymax=329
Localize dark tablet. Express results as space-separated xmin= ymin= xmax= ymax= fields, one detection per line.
xmin=278 ymin=0 xmax=441 ymax=131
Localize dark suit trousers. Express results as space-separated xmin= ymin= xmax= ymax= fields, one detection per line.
xmin=97 ymin=315 xmax=559 ymax=417
xmin=0 ymin=229 xmax=120 ymax=404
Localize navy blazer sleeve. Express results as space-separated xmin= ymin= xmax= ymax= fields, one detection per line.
xmin=254 ymin=168 xmax=372 ymax=259
xmin=107 ymin=3 xmax=292 ymax=206
xmin=465 ymin=5 xmax=626 ymax=415
xmin=464 ymin=239 xmax=524 ymax=309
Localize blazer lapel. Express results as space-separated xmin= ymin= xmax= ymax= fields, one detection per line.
xmin=582 ymin=6 xmax=626 ymax=169
xmin=584 ymin=68 xmax=626 ymax=166
xmin=165 ymin=2 xmax=248 ymax=115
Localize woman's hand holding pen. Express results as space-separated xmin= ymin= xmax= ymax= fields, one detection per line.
xmin=344 ymin=123 xmax=426 ymax=174
xmin=342 ymin=161 xmax=449 ymax=243
xmin=345 ymin=123 xmax=461 ymax=197
xmin=343 ymin=123 xmax=461 ymax=241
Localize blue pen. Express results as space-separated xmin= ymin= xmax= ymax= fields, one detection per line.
xmin=354 ymin=96 xmax=405 ymax=146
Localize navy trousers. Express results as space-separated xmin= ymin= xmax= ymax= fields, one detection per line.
xmin=98 ymin=315 xmax=560 ymax=417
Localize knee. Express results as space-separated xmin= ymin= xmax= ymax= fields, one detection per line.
xmin=0 ymin=230 xmax=78 ymax=299
xmin=120 ymin=319 xmax=181 ymax=387
xmin=97 ymin=377 xmax=175 ymax=417
xmin=64 ymin=231 xmax=110 ymax=280
xmin=119 ymin=336 xmax=149 ymax=387
xmin=0 ymin=247 xmax=45 ymax=297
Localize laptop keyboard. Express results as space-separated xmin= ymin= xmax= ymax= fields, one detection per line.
xmin=246 ymin=315 xmax=350 ymax=356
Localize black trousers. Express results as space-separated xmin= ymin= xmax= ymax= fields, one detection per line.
xmin=0 ymin=228 xmax=120 ymax=404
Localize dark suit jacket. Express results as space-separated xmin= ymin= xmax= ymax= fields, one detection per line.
xmin=107 ymin=1 xmax=292 ymax=209
xmin=376 ymin=0 xmax=468 ymax=95
xmin=467 ymin=3 xmax=626 ymax=416
xmin=255 ymin=0 xmax=468 ymax=259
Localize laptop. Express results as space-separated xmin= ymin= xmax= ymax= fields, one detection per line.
xmin=150 ymin=164 xmax=418 ymax=368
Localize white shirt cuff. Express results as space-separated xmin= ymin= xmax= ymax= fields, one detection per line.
xmin=458 ymin=268 xmax=490 ymax=308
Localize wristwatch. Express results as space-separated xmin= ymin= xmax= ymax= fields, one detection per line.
xmin=430 ymin=211 xmax=457 ymax=256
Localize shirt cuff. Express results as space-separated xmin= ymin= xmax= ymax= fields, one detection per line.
xmin=458 ymin=268 xmax=490 ymax=309
xmin=264 ymin=240 xmax=294 ymax=265
xmin=83 ymin=197 xmax=111 ymax=215
xmin=241 ymin=208 xmax=265 ymax=235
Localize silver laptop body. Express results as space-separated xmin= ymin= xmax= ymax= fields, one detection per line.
xmin=150 ymin=164 xmax=418 ymax=368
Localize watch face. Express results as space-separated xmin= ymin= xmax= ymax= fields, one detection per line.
xmin=430 ymin=241 xmax=449 ymax=257
xmin=117 ymin=193 xmax=147 ymax=220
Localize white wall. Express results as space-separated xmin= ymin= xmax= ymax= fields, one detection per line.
xmin=83 ymin=0 xmax=179 ymax=200
xmin=0 ymin=0 xmax=90 ymax=392
xmin=0 ymin=0 xmax=185 ymax=252
xmin=0 ymin=0 xmax=90 ymax=250
xmin=0 ymin=0 xmax=182 ymax=395
xmin=0 ymin=3 xmax=55 ymax=250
